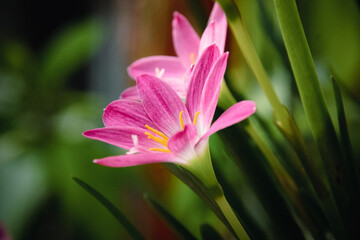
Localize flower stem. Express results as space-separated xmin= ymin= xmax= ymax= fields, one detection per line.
xmin=188 ymin=147 xmax=250 ymax=239
xmin=216 ymin=0 xmax=282 ymax=114
xmin=215 ymin=193 xmax=251 ymax=240
xmin=216 ymin=0 xmax=306 ymax=160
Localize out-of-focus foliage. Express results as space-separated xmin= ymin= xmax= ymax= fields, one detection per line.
xmin=0 ymin=0 xmax=359 ymax=239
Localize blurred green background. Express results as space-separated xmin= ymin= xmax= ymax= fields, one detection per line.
xmin=0 ymin=0 xmax=359 ymax=239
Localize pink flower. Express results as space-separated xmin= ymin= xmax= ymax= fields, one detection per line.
xmin=122 ymin=2 xmax=227 ymax=100
xmin=84 ymin=45 xmax=255 ymax=169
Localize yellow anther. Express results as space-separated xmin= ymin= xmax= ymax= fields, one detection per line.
xmin=145 ymin=125 xmax=168 ymax=140
xmin=193 ymin=111 xmax=200 ymax=125
xmin=149 ymin=148 xmax=172 ymax=153
xmin=190 ymin=53 xmax=195 ymax=65
xmin=179 ymin=111 xmax=184 ymax=130
xmin=145 ymin=132 xmax=168 ymax=147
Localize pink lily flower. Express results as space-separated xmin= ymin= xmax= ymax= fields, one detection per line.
xmin=84 ymin=44 xmax=255 ymax=170
xmin=122 ymin=2 xmax=227 ymax=100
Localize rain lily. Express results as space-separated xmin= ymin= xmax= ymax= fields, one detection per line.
xmin=122 ymin=2 xmax=227 ymax=99
xmin=84 ymin=44 xmax=255 ymax=180
xmin=85 ymin=44 xmax=255 ymax=240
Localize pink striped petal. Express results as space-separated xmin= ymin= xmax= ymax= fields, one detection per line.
xmin=184 ymin=64 xmax=195 ymax=91
xmin=208 ymin=2 xmax=227 ymax=53
xmin=83 ymin=126 xmax=162 ymax=150
xmin=200 ymin=52 xmax=229 ymax=132
xmin=168 ymin=124 xmax=198 ymax=159
xmin=127 ymin=55 xmax=186 ymax=80
xmin=93 ymin=152 xmax=182 ymax=167
xmin=172 ymin=12 xmax=200 ymax=68
xmin=199 ymin=101 xmax=256 ymax=142
xmin=162 ymin=78 xmax=187 ymax=99
xmin=137 ymin=74 xmax=192 ymax=137
xmin=185 ymin=44 xmax=220 ymax=120
xmin=103 ymin=99 xmax=154 ymax=129
xmin=120 ymin=86 xmax=140 ymax=100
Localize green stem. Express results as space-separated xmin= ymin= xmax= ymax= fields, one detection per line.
xmin=215 ymin=194 xmax=251 ymax=240
xmin=187 ymin=147 xmax=251 ymax=240
xmin=217 ymin=0 xmax=282 ymax=113
xmin=216 ymin=0 xmax=305 ymax=161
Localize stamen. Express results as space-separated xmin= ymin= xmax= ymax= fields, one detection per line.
xmin=145 ymin=132 xmax=168 ymax=147
xmin=131 ymin=135 xmax=138 ymax=145
xmin=190 ymin=53 xmax=195 ymax=65
xmin=193 ymin=111 xmax=200 ymax=125
xmin=149 ymin=148 xmax=171 ymax=153
xmin=145 ymin=125 xmax=168 ymax=140
xmin=179 ymin=111 xmax=184 ymax=130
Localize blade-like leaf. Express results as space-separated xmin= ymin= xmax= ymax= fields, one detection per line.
xmin=331 ymin=76 xmax=358 ymax=185
xmin=331 ymin=76 xmax=360 ymax=238
xmin=200 ymin=223 xmax=223 ymax=240
xmin=272 ymin=0 xmax=347 ymax=204
xmin=144 ymin=194 xmax=197 ymax=240
xmin=217 ymin=124 xmax=305 ymax=240
xmin=72 ymin=177 xmax=145 ymax=240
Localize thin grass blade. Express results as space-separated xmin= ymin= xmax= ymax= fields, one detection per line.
xmin=144 ymin=194 xmax=197 ymax=240
xmin=72 ymin=177 xmax=145 ymax=240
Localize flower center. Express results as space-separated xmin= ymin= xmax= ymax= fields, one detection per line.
xmin=145 ymin=111 xmax=200 ymax=153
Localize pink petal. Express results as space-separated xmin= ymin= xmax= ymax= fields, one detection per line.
xmin=120 ymin=86 xmax=140 ymax=100
xmin=208 ymin=2 xmax=227 ymax=53
xmin=168 ymin=124 xmax=198 ymax=159
xmin=200 ymin=52 xmax=229 ymax=132
xmin=93 ymin=152 xmax=183 ymax=167
xmin=137 ymin=74 xmax=192 ymax=137
xmin=102 ymin=99 xmax=153 ymax=128
xmin=172 ymin=12 xmax=200 ymax=68
xmin=127 ymin=55 xmax=186 ymax=80
xmin=161 ymin=78 xmax=187 ymax=99
xmin=185 ymin=44 xmax=220 ymax=120
xmin=199 ymin=101 xmax=256 ymax=142
xmin=83 ymin=126 xmax=162 ymax=150
xmin=199 ymin=21 xmax=216 ymax=56
xmin=184 ymin=64 xmax=195 ymax=91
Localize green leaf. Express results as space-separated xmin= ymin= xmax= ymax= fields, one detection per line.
xmin=332 ymin=77 xmax=356 ymax=176
xmin=38 ymin=19 xmax=104 ymax=89
xmin=200 ymin=224 xmax=223 ymax=240
xmin=272 ymin=0 xmax=342 ymax=179
xmin=332 ymin=76 xmax=360 ymax=193
xmin=216 ymin=125 xmax=305 ymax=240
xmin=72 ymin=177 xmax=145 ymax=240
xmin=144 ymin=194 xmax=197 ymax=240
xmin=272 ymin=0 xmax=352 ymax=238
